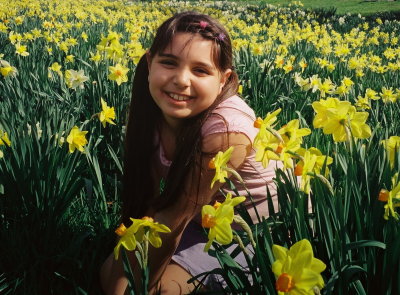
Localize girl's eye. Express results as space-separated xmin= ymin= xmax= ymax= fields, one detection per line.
xmin=194 ymin=68 xmax=209 ymax=75
xmin=159 ymin=60 xmax=176 ymax=66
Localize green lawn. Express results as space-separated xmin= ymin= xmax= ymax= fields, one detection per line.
xmin=258 ymin=0 xmax=400 ymax=15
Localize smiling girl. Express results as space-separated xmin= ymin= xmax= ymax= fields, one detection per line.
xmin=100 ymin=11 xmax=279 ymax=294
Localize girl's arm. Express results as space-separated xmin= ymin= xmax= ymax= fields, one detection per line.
xmin=147 ymin=131 xmax=252 ymax=292
xmin=100 ymin=131 xmax=251 ymax=294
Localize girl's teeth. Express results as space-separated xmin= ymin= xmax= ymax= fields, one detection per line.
xmin=169 ymin=93 xmax=190 ymax=101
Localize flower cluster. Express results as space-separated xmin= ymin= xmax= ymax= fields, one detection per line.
xmin=253 ymin=108 xmax=333 ymax=194
xmin=312 ymin=97 xmax=371 ymax=142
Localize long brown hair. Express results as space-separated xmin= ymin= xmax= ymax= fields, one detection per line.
xmin=122 ymin=11 xmax=239 ymax=224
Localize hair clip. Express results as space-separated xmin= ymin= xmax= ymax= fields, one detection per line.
xmin=199 ymin=21 xmax=208 ymax=29
xmin=217 ymin=33 xmax=226 ymax=41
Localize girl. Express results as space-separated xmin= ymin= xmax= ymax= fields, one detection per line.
xmin=100 ymin=11 xmax=279 ymax=294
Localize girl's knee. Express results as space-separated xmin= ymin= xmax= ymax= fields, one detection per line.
xmin=158 ymin=263 xmax=198 ymax=295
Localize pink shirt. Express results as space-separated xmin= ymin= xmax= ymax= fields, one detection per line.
xmin=155 ymin=95 xmax=279 ymax=223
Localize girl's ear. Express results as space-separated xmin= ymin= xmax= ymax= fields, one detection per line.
xmin=219 ymin=69 xmax=232 ymax=93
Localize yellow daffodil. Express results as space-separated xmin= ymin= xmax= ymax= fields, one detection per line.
xmin=298 ymin=59 xmax=307 ymax=72
xmin=15 ymin=43 xmax=29 ymax=56
xmin=378 ymin=175 xmax=400 ymax=220
xmin=114 ymin=223 xmax=138 ymax=260
xmin=278 ymin=119 xmax=311 ymax=143
xmin=272 ymin=239 xmax=326 ymax=294
xmin=0 ymin=60 xmax=17 ymax=78
xmin=130 ymin=216 xmax=171 ymax=248
xmin=295 ymin=148 xmax=333 ymax=194
xmin=254 ymin=108 xmax=282 ymax=146
xmin=254 ymin=130 xmax=281 ymax=168
xmin=48 ymin=62 xmax=62 ymax=78
xmin=81 ymin=32 xmax=88 ymax=42
xmin=98 ymin=98 xmax=116 ymax=127
xmin=89 ymin=51 xmax=102 ymax=64
xmin=108 ymin=63 xmax=129 ymax=85
xmin=202 ymin=193 xmax=245 ymax=251
xmin=209 ymin=146 xmax=234 ymax=188
xmin=381 ymin=136 xmax=400 ymax=169
xmin=114 ymin=217 xmax=171 ymax=260
xmin=317 ymin=78 xmax=335 ymax=98
xmin=65 ymin=54 xmax=75 ymax=63
xmin=0 ymin=130 xmax=11 ymax=146
xmin=312 ymin=97 xmax=340 ymax=129
xmin=313 ymin=99 xmax=371 ymax=142
xmin=66 ymin=126 xmax=88 ymax=153
xmin=380 ymin=87 xmax=396 ymax=103
xmin=355 ymin=96 xmax=371 ymax=110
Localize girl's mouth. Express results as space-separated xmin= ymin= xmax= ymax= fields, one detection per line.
xmin=166 ymin=92 xmax=193 ymax=101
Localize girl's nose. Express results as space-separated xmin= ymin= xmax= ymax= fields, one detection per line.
xmin=173 ymin=69 xmax=190 ymax=88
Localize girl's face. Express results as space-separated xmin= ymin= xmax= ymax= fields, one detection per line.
xmin=147 ymin=33 xmax=231 ymax=129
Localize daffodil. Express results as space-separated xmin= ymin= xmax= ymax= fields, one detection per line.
xmin=48 ymin=62 xmax=62 ymax=78
xmin=113 ymin=217 xmax=171 ymax=260
xmin=293 ymin=73 xmax=309 ymax=90
xmin=130 ymin=216 xmax=171 ymax=248
xmin=65 ymin=69 xmax=89 ymax=90
xmin=209 ymin=146 xmax=234 ymax=188
xmin=380 ymin=87 xmax=396 ymax=103
xmin=317 ymin=78 xmax=335 ymax=98
xmin=313 ymin=99 xmax=371 ymax=142
xmin=0 ymin=59 xmax=17 ymax=78
xmin=295 ymin=148 xmax=333 ymax=194
xmin=201 ymin=193 xmax=245 ymax=251
xmin=108 ymin=63 xmax=129 ymax=85
xmin=114 ymin=223 xmax=138 ymax=260
xmin=378 ymin=175 xmax=400 ymax=220
xmin=66 ymin=126 xmax=88 ymax=153
xmin=0 ymin=130 xmax=11 ymax=146
xmin=278 ymin=119 xmax=311 ymax=143
xmin=15 ymin=43 xmax=29 ymax=56
xmin=272 ymin=239 xmax=326 ymax=294
xmin=89 ymin=51 xmax=102 ymax=64
xmin=254 ymin=130 xmax=281 ymax=168
xmin=254 ymin=108 xmax=282 ymax=146
xmin=98 ymin=98 xmax=116 ymax=127
xmin=381 ymin=136 xmax=400 ymax=169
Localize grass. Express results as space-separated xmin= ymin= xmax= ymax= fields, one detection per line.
xmin=250 ymin=0 xmax=400 ymax=15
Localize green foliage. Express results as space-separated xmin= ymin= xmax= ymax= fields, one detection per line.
xmin=0 ymin=0 xmax=400 ymax=294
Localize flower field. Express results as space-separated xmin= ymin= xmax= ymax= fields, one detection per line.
xmin=0 ymin=0 xmax=400 ymax=294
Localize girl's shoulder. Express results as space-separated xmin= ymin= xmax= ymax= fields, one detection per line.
xmin=214 ymin=95 xmax=256 ymax=117
xmin=201 ymin=95 xmax=258 ymax=140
